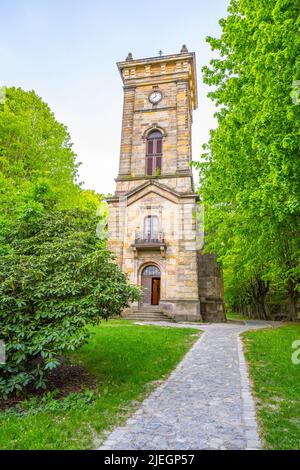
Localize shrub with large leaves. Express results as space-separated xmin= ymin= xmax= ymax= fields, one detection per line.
xmin=0 ymin=209 xmax=140 ymax=398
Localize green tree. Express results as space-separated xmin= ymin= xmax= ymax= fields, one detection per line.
xmin=195 ymin=0 xmax=300 ymax=319
xmin=0 ymin=87 xmax=83 ymax=227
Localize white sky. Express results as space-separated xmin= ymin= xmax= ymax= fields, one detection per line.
xmin=1 ymin=0 xmax=229 ymax=195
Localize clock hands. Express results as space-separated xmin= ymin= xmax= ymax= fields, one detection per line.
xmin=149 ymin=91 xmax=162 ymax=103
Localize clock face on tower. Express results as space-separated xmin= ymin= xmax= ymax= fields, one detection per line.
xmin=149 ymin=90 xmax=162 ymax=104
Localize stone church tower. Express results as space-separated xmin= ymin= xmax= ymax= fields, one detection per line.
xmin=107 ymin=47 xmax=224 ymax=322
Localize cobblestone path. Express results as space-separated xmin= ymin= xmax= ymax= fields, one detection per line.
xmin=99 ymin=322 xmax=268 ymax=450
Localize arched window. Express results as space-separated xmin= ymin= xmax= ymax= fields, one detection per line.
xmin=142 ymin=265 xmax=160 ymax=277
xmin=144 ymin=215 xmax=158 ymax=240
xmin=146 ymin=130 xmax=162 ymax=176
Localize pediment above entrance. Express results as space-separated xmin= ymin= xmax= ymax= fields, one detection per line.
xmin=125 ymin=180 xmax=191 ymax=206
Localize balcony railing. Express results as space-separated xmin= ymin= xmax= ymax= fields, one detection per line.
xmin=134 ymin=231 xmax=164 ymax=244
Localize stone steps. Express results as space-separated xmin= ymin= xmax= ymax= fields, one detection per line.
xmin=123 ymin=310 xmax=172 ymax=322
xmin=137 ymin=307 xmax=163 ymax=312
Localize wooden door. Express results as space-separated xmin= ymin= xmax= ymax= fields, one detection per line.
xmin=152 ymin=278 xmax=160 ymax=305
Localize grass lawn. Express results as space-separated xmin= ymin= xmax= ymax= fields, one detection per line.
xmin=242 ymin=323 xmax=300 ymax=449
xmin=0 ymin=320 xmax=199 ymax=450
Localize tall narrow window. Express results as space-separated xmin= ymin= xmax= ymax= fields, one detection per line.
xmin=144 ymin=216 xmax=159 ymax=241
xmin=146 ymin=131 xmax=162 ymax=176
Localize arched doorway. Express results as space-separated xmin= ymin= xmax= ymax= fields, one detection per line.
xmin=141 ymin=265 xmax=161 ymax=306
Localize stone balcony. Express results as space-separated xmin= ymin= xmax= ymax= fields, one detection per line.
xmin=131 ymin=231 xmax=166 ymax=257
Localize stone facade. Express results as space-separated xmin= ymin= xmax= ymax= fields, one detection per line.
xmin=107 ymin=48 xmax=223 ymax=322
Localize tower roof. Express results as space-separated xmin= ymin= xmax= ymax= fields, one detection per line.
xmin=117 ymin=49 xmax=198 ymax=110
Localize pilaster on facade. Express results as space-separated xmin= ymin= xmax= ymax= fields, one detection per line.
xmin=118 ymin=87 xmax=135 ymax=176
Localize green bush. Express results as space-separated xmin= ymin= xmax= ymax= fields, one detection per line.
xmin=0 ymin=209 xmax=140 ymax=398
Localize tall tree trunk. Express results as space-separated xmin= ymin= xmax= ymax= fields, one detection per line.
xmin=251 ymin=278 xmax=270 ymax=320
xmin=287 ymin=278 xmax=298 ymax=321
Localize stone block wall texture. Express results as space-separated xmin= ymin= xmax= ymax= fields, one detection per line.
xmin=107 ymin=184 xmax=200 ymax=320
xmin=197 ymin=251 xmax=226 ymax=322
xmin=115 ymin=53 xmax=196 ymax=196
